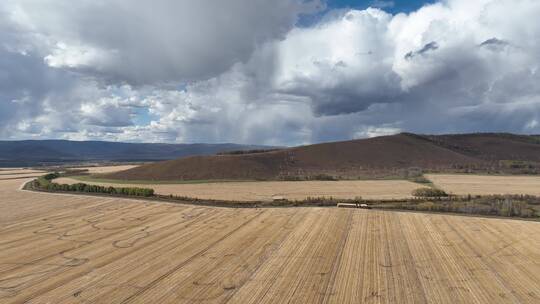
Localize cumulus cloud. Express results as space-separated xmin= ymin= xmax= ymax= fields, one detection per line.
xmin=1 ymin=0 xmax=540 ymax=145
xmin=195 ymin=0 xmax=540 ymax=142
xmin=0 ymin=0 xmax=323 ymax=142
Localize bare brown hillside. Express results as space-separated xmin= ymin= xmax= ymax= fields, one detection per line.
xmin=106 ymin=133 xmax=540 ymax=181
xmin=106 ymin=133 xmax=494 ymax=181
xmin=423 ymin=133 xmax=540 ymax=161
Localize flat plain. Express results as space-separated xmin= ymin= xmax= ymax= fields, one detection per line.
xmin=427 ymin=174 xmax=540 ymax=196
xmin=53 ymin=177 xmax=421 ymax=201
xmin=1 ymin=170 xmax=540 ymax=303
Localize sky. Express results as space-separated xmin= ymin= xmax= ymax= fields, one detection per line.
xmin=328 ymin=0 xmax=432 ymax=13
xmin=1 ymin=0 xmax=539 ymax=145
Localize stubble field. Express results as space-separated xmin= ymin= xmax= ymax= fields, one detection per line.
xmin=0 ymin=170 xmax=46 ymax=181
xmin=54 ymin=177 xmax=421 ymax=201
xmin=427 ymin=174 xmax=540 ymax=196
xmin=70 ymin=165 xmax=140 ymax=174
xmin=0 ymin=170 xmax=45 ymax=175
xmin=0 ymin=170 xmax=539 ymax=303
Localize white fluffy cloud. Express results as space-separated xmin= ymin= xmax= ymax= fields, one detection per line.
xmin=1 ymin=0 xmax=540 ymax=145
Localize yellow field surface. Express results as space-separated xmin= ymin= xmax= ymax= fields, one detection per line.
xmin=0 ymin=173 xmax=44 ymax=180
xmin=70 ymin=165 xmax=140 ymax=174
xmin=0 ymin=169 xmax=46 ymax=180
xmin=0 ymin=170 xmax=45 ymax=175
xmin=427 ymin=174 xmax=540 ymax=196
xmin=54 ymin=178 xmax=421 ymax=201
xmin=0 ymin=178 xmax=539 ymax=303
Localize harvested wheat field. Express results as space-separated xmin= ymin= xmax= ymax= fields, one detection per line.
xmin=0 ymin=170 xmax=45 ymax=175
xmin=0 ymin=168 xmax=46 ymax=180
xmin=427 ymin=174 xmax=540 ymax=196
xmin=0 ymin=173 xmax=44 ymax=180
xmin=72 ymin=165 xmax=140 ymax=174
xmin=0 ymin=169 xmax=46 ymax=181
xmin=1 ymin=178 xmax=540 ymax=303
xmin=54 ymin=178 xmax=420 ymax=201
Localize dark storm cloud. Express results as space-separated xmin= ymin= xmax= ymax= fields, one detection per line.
xmin=0 ymin=13 xmax=81 ymax=138
xmin=8 ymin=0 xmax=322 ymax=86
xmin=0 ymin=0 xmax=323 ymax=142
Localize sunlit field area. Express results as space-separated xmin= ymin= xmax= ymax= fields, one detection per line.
xmin=54 ymin=176 xmax=420 ymax=201
xmin=427 ymin=174 xmax=540 ymax=196
xmin=0 ymin=172 xmax=539 ymax=303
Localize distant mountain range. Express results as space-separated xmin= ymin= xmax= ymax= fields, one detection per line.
xmin=107 ymin=133 xmax=540 ymax=181
xmin=0 ymin=140 xmax=275 ymax=167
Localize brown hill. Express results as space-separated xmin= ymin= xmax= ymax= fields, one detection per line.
xmin=105 ymin=133 xmax=540 ymax=181
xmin=423 ymin=133 xmax=540 ymax=162
xmin=106 ymin=133 xmax=540 ymax=181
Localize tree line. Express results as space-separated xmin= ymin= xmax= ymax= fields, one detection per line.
xmin=32 ymin=173 xmax=154 ymax=197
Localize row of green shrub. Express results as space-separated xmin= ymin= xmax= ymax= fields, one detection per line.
xmin=32 ymin=174 xmax=154 ymax=197
xmin=43 ymin=172 xmax=61 ymax=180
xmin=412 ymin=188 xmax=448 ymax=198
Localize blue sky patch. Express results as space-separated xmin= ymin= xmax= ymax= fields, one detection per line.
xmin=132 ymin=107 xmax=155 ymax=126
xmin=299 ymin=0 xmax=435 ymax=27
xmin=326 ymin=0 xmax=435 ymax=13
